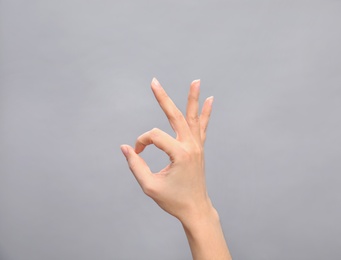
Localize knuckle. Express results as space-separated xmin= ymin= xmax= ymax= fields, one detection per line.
xmin=150 ymin=127 xmax=161 ymax=136
xmin=136 ymin=132 xmax=147 ymax=143
xmin=168 ymin=110 xmax=183 ymax=121
xmin=136 ymin=135 xmax=142 ymax=144
xmin=159 ymin=91 xmax=169 ymax=100
xmin=179 ymin=143 xmax=203 ymax=161
xmin=187 ymin=115 xmax=200 ymax=124
xmin=187 ymin=95 xmax=196 ymax=102
xmin=175 ymin=111 xmax=183 ymax=120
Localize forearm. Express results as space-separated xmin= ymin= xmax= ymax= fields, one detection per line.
xmin=180 ymin=203 xmax=232 ymax=260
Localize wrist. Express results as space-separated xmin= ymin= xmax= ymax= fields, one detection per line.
xmin=179 ymin=198 xmax=220 ymax=231
xmin=179 ymin=201 xmax=232 ymax=260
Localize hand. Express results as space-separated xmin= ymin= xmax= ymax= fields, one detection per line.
xmin=120 ymin=78 xmax=214 ymax=222
xmin=121 ymin=78 xmax=232 ymax=260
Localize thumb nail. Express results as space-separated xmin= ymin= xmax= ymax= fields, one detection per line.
xmin=120 ymin=145 xmax=129 ymax=157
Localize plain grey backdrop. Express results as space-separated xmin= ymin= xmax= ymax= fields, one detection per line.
xmin=1 ymin=0 xmax=340 ymax=259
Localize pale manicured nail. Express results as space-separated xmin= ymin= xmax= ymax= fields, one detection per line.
xmin=192 ymin=79 xmax=200 ymax=91
xmin=207 ymin=96 xmax=214 ymax=104
xmin=120 ymin=145 xmax=129 ymax=157
xmin=192 ymin=79 xmax=201 ymax=87
xmin=152 ymin=77 xmax=161 ymax=88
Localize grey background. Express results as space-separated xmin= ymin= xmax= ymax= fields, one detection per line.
xmin=1 ymin=0 xmax=340 ymax=259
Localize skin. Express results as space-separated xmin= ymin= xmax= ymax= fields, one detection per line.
xmin=121 ymin=78 xmax=232 ymax=260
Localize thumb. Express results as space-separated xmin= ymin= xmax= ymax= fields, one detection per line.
xmin=120 ymin=144 xmax=153 ymax=189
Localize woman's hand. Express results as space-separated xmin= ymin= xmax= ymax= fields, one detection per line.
xmin=121 ymin=78 xmax=232 ymax=259
xmin=120 ymin=77 xmax=214 ymax=223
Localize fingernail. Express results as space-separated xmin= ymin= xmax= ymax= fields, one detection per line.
xmin=152 ymin=77 xmax=161 ymax=88
xmin=120 ymin=145 xmax=129 ymax=157
xmin=207 ymin=96 xmax=214 ymax=104
xmin=192 ymin=79 xmax=200 ymax=91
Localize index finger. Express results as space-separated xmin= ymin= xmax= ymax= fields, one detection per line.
xmin=151 ymin=78 xmax=191 ymax=140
